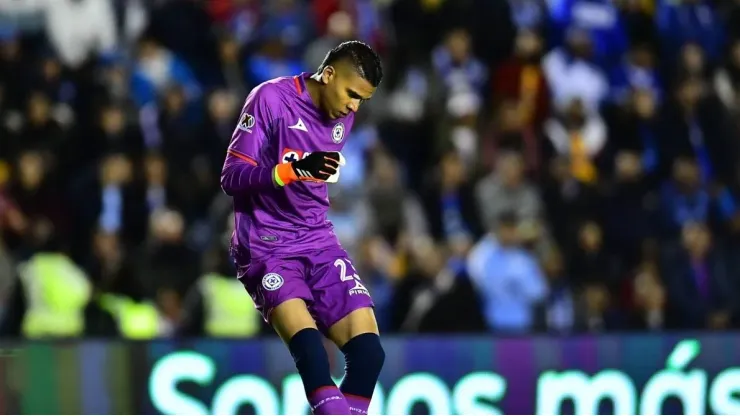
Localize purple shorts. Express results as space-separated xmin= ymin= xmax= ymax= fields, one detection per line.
xmin=238 ymin=246 xmax=374 ymax=334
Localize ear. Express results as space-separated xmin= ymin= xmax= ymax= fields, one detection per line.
xmin=320 ymin=66 xmax=335 ymax=84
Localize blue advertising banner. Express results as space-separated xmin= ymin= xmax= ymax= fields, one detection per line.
xmin=144 ymin=334 xmax=740 ymax=415
xmin=1 ymin=334 xmax=739 ymax=414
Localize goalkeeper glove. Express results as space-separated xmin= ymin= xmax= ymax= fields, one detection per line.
xmin=274 ymin=151 xmax=345 ymax=186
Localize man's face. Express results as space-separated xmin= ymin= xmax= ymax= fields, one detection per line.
xmin=681 ymin=43 xmax=704 ymax=73
xmin=19 ymin=151 xmax=44 ymax=189
xmin=446 ymin=29 xmax=471 ymax=63
xmin=731 ymin=41 xmax=740 ymax=67
xmin=682 ymin=223 xmax=710 ymax=256
xmin=320 ymin=63 xmax=376 ymax=119
xmin=496 ymin=223 xmax=520 ymax=246
xmin=101 ymin=107 xmax=124 ymax=133
xmin=677 ymin=79 xmax=702 ymax=107
xmin=515 ymin=30 xmax=542 ymax=59
xmin=498 ymin=153 xmax=524 ymax=186
xmin=633 ymin=89 xmax=655 ymax=118
xmin=672 ymin=158 xmax=700 ymax=187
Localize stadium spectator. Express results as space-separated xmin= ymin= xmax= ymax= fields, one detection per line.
xmin=608 ymin=43 xmax=662 ymax=103
xmin=543 ymin=27 xmax=609 ymax=114
xmin=476 ymin=151 xmax=544 ymax=232
xmin=467 ymin=211 xmax=548 ymax=332
xmin=656 ymin=0 xmax=724 ymax=62
xmin=714 ymin=38 xmax=740 ymax=114
xmin=130 ymin=36 xmax=202 ymax=108
xmin=662 ymin=222 xmax=737 ymax=329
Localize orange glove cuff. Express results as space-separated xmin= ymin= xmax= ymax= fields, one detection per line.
xmin=274 ymin=163 xmax=298 ymax=186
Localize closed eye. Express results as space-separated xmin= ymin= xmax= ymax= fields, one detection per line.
xmin=347 ymin=89 xmax=369 ymax=103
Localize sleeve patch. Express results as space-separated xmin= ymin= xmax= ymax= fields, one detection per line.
xmin=237 ymin=113 xmax=256 ymax=132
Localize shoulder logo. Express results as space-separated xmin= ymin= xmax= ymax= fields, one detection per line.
xmin=332 ymin=122 xmax=345 ymax=143
xmin=288 ymin=118 xmax=308 ymax=132
xmin=237 ymin=112 xmax=255 ymax=132
xmin=262 ymin=273 xmax=284 ymax=291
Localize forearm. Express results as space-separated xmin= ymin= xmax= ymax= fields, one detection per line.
xmin=220 ymin=149 xmax=337 ymax=194
xmin=220 ymin=156 xmax=277 ymax=195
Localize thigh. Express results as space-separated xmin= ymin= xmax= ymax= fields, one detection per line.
xmin=270 ymin=298 xmax=319 ymax=343
xmin=304 ymin=248 xmax=375 ymax=337
xmin=239 ymin=256 xmax=314 ymax=332
xmin=327 ymin=307 xmax=379 ymax=348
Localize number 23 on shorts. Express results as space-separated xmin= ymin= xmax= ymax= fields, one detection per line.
xmin=334 ymin=258 xmax=369 ymax=296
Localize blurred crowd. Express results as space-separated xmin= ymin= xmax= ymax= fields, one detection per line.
xmin=1 ymin=0 xmax=740 ymax=338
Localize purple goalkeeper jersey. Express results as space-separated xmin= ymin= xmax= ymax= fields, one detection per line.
xmin=223 ymin=73 xmax=355 ymax=263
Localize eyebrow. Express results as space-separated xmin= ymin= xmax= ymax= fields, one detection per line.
xmin=347 ymin=88 xmax=370 ymax=101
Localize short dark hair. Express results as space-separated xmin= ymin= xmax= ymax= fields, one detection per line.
xmin=318 ymin=41 xmax=383 ymax=87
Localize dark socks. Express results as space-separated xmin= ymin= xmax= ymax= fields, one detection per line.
xmin=288 ymin=328 xmax=351 ymax=415
xmin=340 ymin=333 xmax=385 ymax=415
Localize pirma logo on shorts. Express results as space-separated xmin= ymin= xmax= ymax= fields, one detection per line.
xmin=262 ymin=273 xmax=284 ymax=291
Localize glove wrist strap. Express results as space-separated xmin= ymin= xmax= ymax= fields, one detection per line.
xmin=274 ymin=163 xmax=297 ymax=186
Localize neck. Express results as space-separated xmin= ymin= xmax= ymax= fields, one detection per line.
xmin=306 ymin=73 xmax=323 ymax=109
xmin=690 ymin=252 xmax=706 ymax=262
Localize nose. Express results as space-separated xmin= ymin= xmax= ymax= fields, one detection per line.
xmin=347 ymin=99 xmax=360 ymax=113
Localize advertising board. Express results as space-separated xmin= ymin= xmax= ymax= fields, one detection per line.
xmin=2 ymin=334 xmax=739 ymax=414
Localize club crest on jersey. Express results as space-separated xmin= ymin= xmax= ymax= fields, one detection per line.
xmin=237 ymin=112 xmax=255 ymax=132
xmin=262 ymin=273 xmax=284 ymax=291
xmin=332 ymin=122 xmax=345 ymax=143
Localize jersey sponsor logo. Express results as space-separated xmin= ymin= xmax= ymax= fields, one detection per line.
xmin=332 ymin=122 xmax=345 ymax=143
xmin=288 ymin=118 xmax=308 ymax=132
xmin=262 ymin=273 xmax=284 ymax=291
xmin=282 ymin=149 xmax=301 ymax=164
xmin=348 ymin=279 xmax=369 ymax=296
xmin=281 ymin=148 xmax=312 ymax=164
xmin=237 ymin=112 xmax=255 ymax=132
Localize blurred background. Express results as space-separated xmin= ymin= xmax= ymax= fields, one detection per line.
xmin=1 ymin=0 xmax=740 ymax=414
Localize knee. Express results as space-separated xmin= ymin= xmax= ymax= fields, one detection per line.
xmin=364 ymin=335 xmax=385 ymax=371
xmin=289 ymin=328 xmax=330 ymax=366
xmin=288 ymin=328 xmax=335 ymax=394
xmin=343 ymin=333 xmax=385 ymax=373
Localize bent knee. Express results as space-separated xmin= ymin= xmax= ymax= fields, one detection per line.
xmin=343 ymin=333 xmax=385 ymax=371
xmin=365 ymin=334 xmax=385 ymax=368
xmin=288 ymin=328 xmax=329 ymax=363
